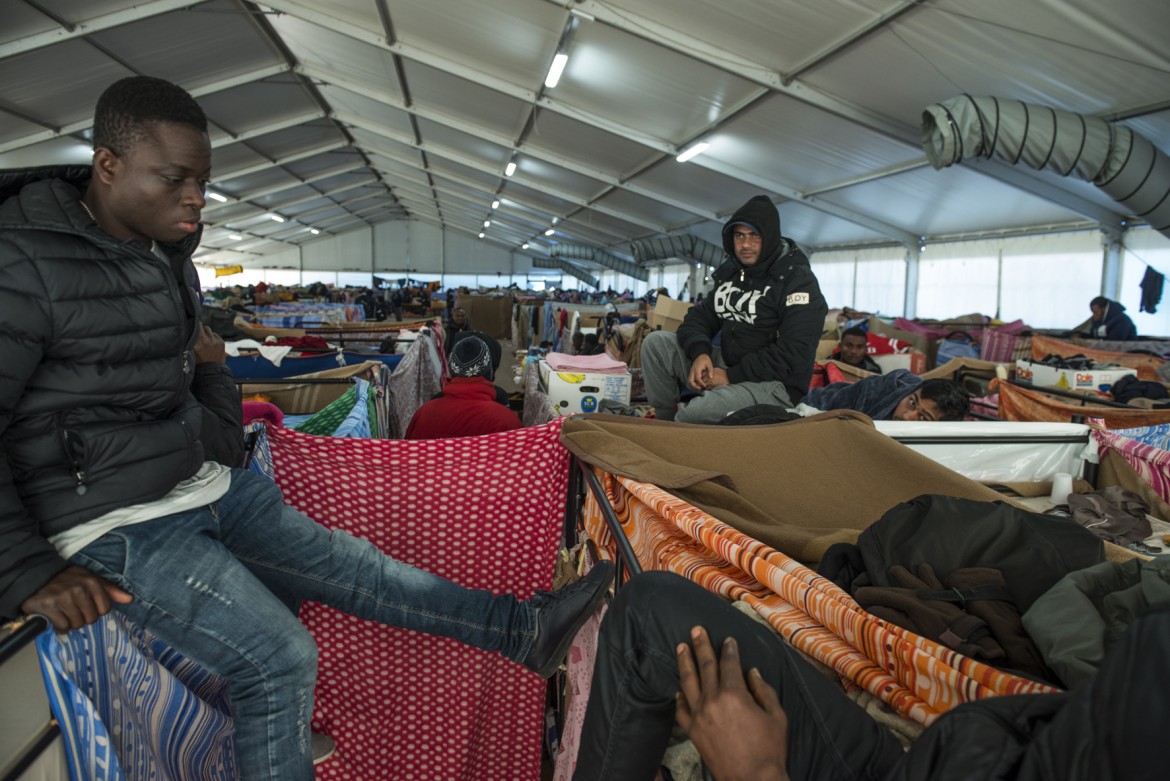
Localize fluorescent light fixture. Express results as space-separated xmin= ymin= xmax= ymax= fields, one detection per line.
xmin=522 ymin=243 xmax=530 ymax=249
xmin=310 ymin=228 xmax=320 ymax=235
xmin=491 ymin=200 xmax=500 ymax=210
xmin=270 ymin=214 xmax=285 ymax=223
xmin=551 ymin=217 xmax=559 ymax=225
xmin=544 ymin=228 xmax=555 ymax=236
xmin=505 ymin=161 xmax=517 ymax=177
xmin=478 ymin=232 xmax=485 ymax=239
xmin=484 ymin=219 xmax=491 ymax=227
xmin=206 ymin=191 xmax=227 ymax=203
xmin=675 ymin=141 xmax=709 ymax=163
xmin=544 ymin=52 xmax=569 ymax=88
xmin=228 ymin=233 xmax=243 ymax=241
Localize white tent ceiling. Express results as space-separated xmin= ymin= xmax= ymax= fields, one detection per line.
xmin=2 ymin=0 xmax=1167 ymax=276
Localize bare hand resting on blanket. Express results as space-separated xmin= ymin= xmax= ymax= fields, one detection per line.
xmin=676 ymin=626 xmax=790 ymax=781
xmin=21 ymin=565 xmax=133 ymax=632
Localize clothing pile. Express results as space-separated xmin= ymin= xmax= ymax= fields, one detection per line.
xmin=819 ymin=494 xmax=1169 ymax=689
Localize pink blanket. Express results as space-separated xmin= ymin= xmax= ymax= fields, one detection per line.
xmin=545 ymin=351 xmax=628 ymax=374
xmin=266 ymin=421 xmax=569 ymax=780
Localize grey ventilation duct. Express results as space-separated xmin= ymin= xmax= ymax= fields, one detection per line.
xmin=550 ymin=244 xmax=648 ymax=282
xmin=533 ymin=257 xmax=599 ymax=288
xmin=922 ymin=95 xmax=1170 ymax=239
xmin=629 ymin=234 xmax=725 ymax=266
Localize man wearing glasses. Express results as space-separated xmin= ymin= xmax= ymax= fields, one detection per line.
xmin=642 ymin=195 xmax=828 ymax=423
xmin=802 ymin=369 xmax=971 ymax=421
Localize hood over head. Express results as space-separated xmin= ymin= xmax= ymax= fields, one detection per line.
xmin=721 ymin=195 xmax=792 ymax=271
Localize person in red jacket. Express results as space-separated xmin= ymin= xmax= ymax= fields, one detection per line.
xmin=406 ymin=334 xmax=522 ymax=439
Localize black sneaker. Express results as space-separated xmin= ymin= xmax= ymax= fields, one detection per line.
xmin=522 ymin=561 xmax=616 ymax=677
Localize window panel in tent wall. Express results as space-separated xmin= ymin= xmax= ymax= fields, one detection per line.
xmin=196 ymin=266 xmax=218 ymax=288
xmin=916 ymin=254 xmax=999 ymax=320
xmin=336 ymin=272 xmax=373 ymax=288
xmin=1119 ymin=228 xmax=1170 ymax=338
xmin=1001 ymin=240 xmax=1099 ymax=329
xmin=809 ymin=259 xmax=855 ymax=310
xmin=661 ymin=264 xmax=691 ymax=302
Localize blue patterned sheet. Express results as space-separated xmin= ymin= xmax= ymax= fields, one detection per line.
xmin=35 ymin=612 xmax=236 ymax=781
xmin=1113 ymin=423 xmax=1170 ymax=451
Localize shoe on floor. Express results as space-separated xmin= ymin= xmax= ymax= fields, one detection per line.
xmin=311 ymin=732 xmax=336 ymax=765
xmin=523 ymin=560 xmax=616 ymax=678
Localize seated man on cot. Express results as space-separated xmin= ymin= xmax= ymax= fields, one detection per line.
xmin=641 ymin=195 xmax=828 ymax=424
xmin=571 ymin=571 xmax=1164 ymax=781
xmin=1083 ymin=296 xmax=1137 ymax=341
xmin=0 ymin=75 xmax=613 ymax=781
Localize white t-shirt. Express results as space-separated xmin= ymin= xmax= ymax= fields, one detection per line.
xmin=49 ymin=462 xmax=233 ymax=559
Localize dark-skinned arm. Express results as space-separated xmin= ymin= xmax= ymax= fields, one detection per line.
xmin=191 ymin=324 xmax=244 ymax=467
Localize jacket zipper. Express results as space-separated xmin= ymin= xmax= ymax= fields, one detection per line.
xmin=142 ymin=242 xmax=200 ymax=395
xmin=182 ymin=316 xmax=199 ymax=376
xmin=60 ymin=428 xmax=89 ymax=495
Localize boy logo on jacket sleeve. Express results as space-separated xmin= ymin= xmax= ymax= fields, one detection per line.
xmin=786 ymin=292 xmax=810 ymax=306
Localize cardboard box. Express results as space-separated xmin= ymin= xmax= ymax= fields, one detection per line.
xmin=816 ymin=338 xmax=840 ymax=361
xmin=1015 ymin=360 xmax=1137 ymax=391
xmin=874 ymin=352 xmax=927 ymax=375
xmin=540 ymin=362 xmax=632 ymax=415
xmin=647 ymin=295 xmax=692 ymax=333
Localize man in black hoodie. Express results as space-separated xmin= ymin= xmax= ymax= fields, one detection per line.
xmin=641 ymin=196 xmax=828 ymax=423
xmin=1084 ymin=296 xmax=1137 ymax=341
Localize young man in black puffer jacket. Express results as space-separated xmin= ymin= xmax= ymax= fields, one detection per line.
xmin=0 ymin=75 xmax=612 ymax=781
xmin=641 ymin=195 xmax=828 ymax=424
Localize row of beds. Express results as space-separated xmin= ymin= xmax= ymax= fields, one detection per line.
xmin=4 ymin=324 xmax=1167 ymax=781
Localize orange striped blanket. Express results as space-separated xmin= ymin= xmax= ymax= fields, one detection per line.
xmin=582 ymin=473 xmax=1056 ymax=727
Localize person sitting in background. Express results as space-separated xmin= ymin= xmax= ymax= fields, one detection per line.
xmin=581 ymin=332 xmax=606 ymax=356
xmin=802 ymin=369 xmax=969 ymax=421
xmin=445 ymin=305 xmax=470 ymax=346
xmin=1084 ymin=296 xmax=1137 ymax=341
xmin=445 ymin=330 xmax=509 ymax=406
xmin=830 ymin=326 xmax=882 ymax=374
xmin=406 ymin=335 xmax=521 ymax=439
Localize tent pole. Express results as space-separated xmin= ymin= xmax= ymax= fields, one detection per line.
xmin=903 ymin=244 xmax=920 ymax=319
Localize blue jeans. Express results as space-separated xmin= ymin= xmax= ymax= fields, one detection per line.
xmin=70 ymin=469 xmax=536 ymax=780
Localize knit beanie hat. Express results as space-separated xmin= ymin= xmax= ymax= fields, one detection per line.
xmin=448 ymin=334 xmax=494 ymax=380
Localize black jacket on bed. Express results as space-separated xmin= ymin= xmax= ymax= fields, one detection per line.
xmin=0 ymin=166 xmax=243 ymax=619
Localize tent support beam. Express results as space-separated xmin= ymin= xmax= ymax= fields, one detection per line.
xmin=903 ymin=245 xmax=920 ymax=319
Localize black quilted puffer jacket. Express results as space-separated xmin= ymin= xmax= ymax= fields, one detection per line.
xmin=0 ymin=166 xmax=239 ymax=618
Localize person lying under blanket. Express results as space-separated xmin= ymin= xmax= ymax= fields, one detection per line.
xmin=801 ymin=369 xmax=970 ymax=422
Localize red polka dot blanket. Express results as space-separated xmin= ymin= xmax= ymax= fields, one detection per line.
xmin=266 ymin=420 xmax=569 ymax=780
